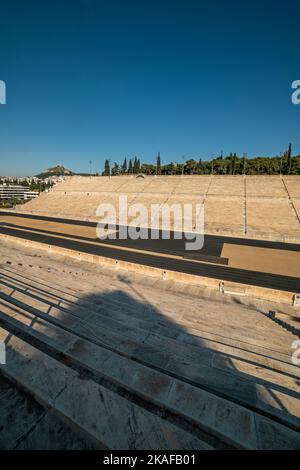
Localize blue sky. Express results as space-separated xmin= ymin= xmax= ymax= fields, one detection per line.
xmin=0 ymin=0 xmax=299 ymax=176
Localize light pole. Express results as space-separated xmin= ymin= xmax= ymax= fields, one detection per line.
xmin=279 ymin=152 xmax=283 ymax=177
xmin=89 ymin=160 xmax=92 ymax=178
xmin=181 ymin=156 xmax=185 ymax=177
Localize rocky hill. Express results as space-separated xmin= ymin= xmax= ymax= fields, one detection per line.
xmin=36 ymin=165 xmax=74 ymax=179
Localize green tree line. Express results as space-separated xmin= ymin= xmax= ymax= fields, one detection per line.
xmin=102 ymin=145 xmax=300 ymax=176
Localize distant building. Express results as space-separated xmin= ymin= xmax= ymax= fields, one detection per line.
xmin=43 ymin=175 xmax=67 ymax=185
xmin=0 ymin=185 xmax=39 ymax=201
xmin=0 ymin=176 xmax=40 ymax=183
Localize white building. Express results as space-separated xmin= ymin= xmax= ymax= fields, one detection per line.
xmin=0 ymin=185 xmax=39 ymax=201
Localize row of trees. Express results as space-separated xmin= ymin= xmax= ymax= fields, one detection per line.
xmin=0 ymin=197 xmax=24 ymax=209
xmin=103 ymin=156 xmax=144 ymax=176
xmin=102 ymin=145 xmax=300 ymax=176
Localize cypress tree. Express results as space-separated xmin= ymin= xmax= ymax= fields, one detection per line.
xmin=232 ymin=153 xmax=237 ymax=175
xmin=156 ymin=152 xmax=161 ymax=175
xmin=243 ymin=154 xmax=247 ymax=175
xmin=104 ymin=159 xmax=110 ymax=176
xmin=111 ymin=162 xmax=119 ymax=176
xmin=121 ymin=157 xmax=127 ymax=175
xmin=287 ymin=143 xmax=292 ymax=174
xmin=133 ymin=156 xmax=139 ymax=174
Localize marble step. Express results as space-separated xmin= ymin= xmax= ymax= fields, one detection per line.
xmin=0 ymin=277 xmax=298 ymax=381
xmin=1 ymin=264 xmax=290 ymax=348
xmin=0 ymin=293 xmax=299 ymax=432
xmin=0 ymin=273 xmax=295 ymax=369
xmin=0 ymin=373 xmax=99 ymax=449
xmin=0 ymin=326 xmax=213 ymax=450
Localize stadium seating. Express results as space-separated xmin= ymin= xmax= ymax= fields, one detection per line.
xmin=18 ymin=175 xmax=300 ymax=242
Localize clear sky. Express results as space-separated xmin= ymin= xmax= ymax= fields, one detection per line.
xmin=0 ymin=0 xmax=299 ymax=176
